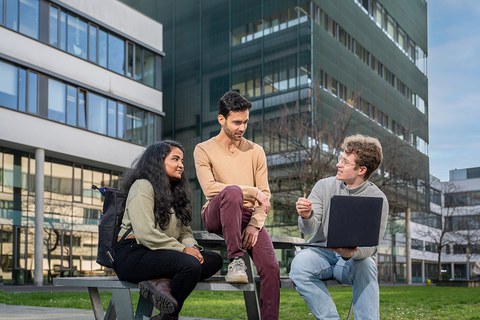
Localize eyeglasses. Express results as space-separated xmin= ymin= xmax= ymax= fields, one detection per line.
xmin=337 ymin=154 xmax=357 ymax=167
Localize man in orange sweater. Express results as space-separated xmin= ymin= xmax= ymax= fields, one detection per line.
xmin=194 ymin=90 xmax=280 ymax=320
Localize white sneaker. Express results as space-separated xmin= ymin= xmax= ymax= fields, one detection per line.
xmin=225 ymin=257 xmax=248 ymax=284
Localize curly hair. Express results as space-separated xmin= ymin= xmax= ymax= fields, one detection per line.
xmin=341 ymin=134 xmax=383 ymax=180
xmin=218 ymin=90 xmax=252 ymax=118
xmin=120 ymin=140 xmax=192 ymax=230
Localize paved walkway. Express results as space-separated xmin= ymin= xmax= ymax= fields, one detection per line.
xmin=0 ymin=284 xmax=224 ymax=320
xmin=0 ymin=304 xmax=223 ymax=320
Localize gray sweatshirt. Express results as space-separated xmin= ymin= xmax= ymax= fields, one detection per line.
xmin=299 ymin=176 xmax=389 ymax=260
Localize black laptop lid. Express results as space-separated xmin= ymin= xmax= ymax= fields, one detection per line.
xmin=326 ymin=195 xmax=383 ymax=248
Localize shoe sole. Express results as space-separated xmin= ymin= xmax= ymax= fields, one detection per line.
xmin=225 ymin=274 xmax=249 ymax=284
xmin=138 ymin=282 xmax=176 ymax=314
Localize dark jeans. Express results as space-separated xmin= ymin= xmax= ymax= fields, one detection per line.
xmin=114 ymin=239 xmax=223 ymax=315
xmin=203 ymin=185 xmax=280 ymax=320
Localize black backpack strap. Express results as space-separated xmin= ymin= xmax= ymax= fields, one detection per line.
xmin=118 ymin=226 xmax=133 ymax=243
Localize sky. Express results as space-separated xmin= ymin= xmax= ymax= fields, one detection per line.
xmin=428 ymin=0 xmax=480 ymax=181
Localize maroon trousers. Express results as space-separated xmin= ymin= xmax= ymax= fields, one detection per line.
xmin=202 ymin=186 xmax=280 ymax=320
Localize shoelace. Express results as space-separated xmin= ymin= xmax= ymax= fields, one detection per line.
xmin=230 ymin=259 xmax=246 ymax=272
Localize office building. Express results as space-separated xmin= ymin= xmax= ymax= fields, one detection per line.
xmin=120 ymin=0 xmax=429 ymax=281
xmin=411 ymin=168 xmax=480 ymax=282
xmin=0 ymin=0 xmax=163 ymax=284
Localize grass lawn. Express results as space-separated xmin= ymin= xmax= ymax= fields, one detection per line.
xmin=1 ymin=285 xmax=479 ymax=319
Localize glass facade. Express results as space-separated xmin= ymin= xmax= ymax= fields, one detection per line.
xmin=0 ymin=149 xmax=121 ymax=284
xmin=0 ymin=0 xmax=162 ymax=284
xmin=121 ymin=0 xmax=430 ymax=282
xmin=0 ymin=58 xmax=160 ymax=146
xmin=0 ymin=0 xmax=162 ymax=89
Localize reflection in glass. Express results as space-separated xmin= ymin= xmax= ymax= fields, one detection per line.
xmin=66 ymin=85 xmax=77 ymax=126
xmin=27 ymin=71 xmax=38 ymax=114
xmin=49 ymin=6 xmax=59 ymax=47
xmin=67 ymin=15 xmax=88 ymax=59
xmin=107 ymin=34 xmax=125 ymax=74
xmin=117 ymin=103 xmax=125 ymax=139
xmin=0 ymin=61 xmax=18 ymax=110
xmin=6 ymin=0 xmax=18 ymax=30
xmin=107 ymin=99 xmax=117 ymax=137
xmin=142 ymin=49 xmax=154 ymax=86
xmin=88 ymin=24 xmax=98 ymax=63
xmin=98 ymin=30 xmax=107 ymax=68
xmin=19 ymin=0 xmax=39 ymax=39
xmin=18 ymin=68 xmax=26 ymax=112
xmin=48 ymin=79 xmax=66 ymax=123
xmin=78 ymin=89 xmax=86 ymax=128
xmin=87 ymin=92 xmax=107 ymax=134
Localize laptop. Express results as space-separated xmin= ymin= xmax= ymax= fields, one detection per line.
xmin=323 ymin=195 xmax=383 ymax=248
xmin=299 ymin=195 xmax=383 ymax=249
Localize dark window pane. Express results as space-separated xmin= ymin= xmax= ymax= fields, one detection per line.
xmin=142 ymin=49 xmax=154 ymax=86
xmin=127 ymin=42 xmax=134 ymax=77
xmin=134 ymin=46 xmax=142 ymax=80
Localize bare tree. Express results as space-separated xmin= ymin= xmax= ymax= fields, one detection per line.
xmin=416 ymin=182 xmax=463 ymax=281
xmin=260 ymin=98 xmax=354 ymax=232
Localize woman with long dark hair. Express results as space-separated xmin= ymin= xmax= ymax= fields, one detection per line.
xmin=114 ymin=140 xmax=223 ymax=320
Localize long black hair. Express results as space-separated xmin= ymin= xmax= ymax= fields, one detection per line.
xmin=120 ymin=140 xmax=192 ymax=230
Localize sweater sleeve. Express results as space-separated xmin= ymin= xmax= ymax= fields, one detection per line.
xmin=126 ymin=181 xmax=186 ymax=251
xmin=298 ymin=180 xmax=325 ymax=237
xmin=249 ymin=146 xmax=270 ymax=229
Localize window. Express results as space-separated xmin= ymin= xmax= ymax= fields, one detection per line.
xmin=67 ymin=14 xmax=88 ymax=59
xmin=142 ymin=49 xmax=155 ymax=86
xmin=107 ymin=99 xmax=117 ymax=137
xmin=98 ymin=29 xmax=107 ymax=68
xmin=66 ymin=85 xmax=77 ymax=126
xmin=107 ymin=33 xmax=125 ymax=74
xmin=0 ymin=61 xmax=19 ymax=110
xmin=88 ymin=24 xmax=98 ymax=63
xmin=48 ymin=79 xmax=66 ymax=123
xmin=117 ymin=103 xmax=125 ymax=139
xmin=19 ymin=0 xmax=38 ymax=38
xmin=87 ymin=92 xmax=107 ymax=134
xmin=6 ymin=0 xmax=18 ymax=30
xmin=0 ymin=0 xmax=4 ymax=25
xmin=78 ymin=89 xmax=86 ymax=128
xmin=18 ymin=68 xmax=26 ymax=112
xmin=27 ymin=71 xmax=37 ymax=114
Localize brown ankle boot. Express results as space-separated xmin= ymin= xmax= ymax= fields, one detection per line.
xmin=138 ymin=278 xmax=178 ymax=315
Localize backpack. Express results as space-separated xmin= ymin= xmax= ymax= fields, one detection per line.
xmin=92 ymin=185 xmax=132 ymax=268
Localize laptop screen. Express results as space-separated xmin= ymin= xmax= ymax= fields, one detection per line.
xmin=326 ymin=195 xmax=383 ymax=248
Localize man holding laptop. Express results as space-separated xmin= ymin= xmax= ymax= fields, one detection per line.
xmin=289 ymin=134 xmax=389 ymax=320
